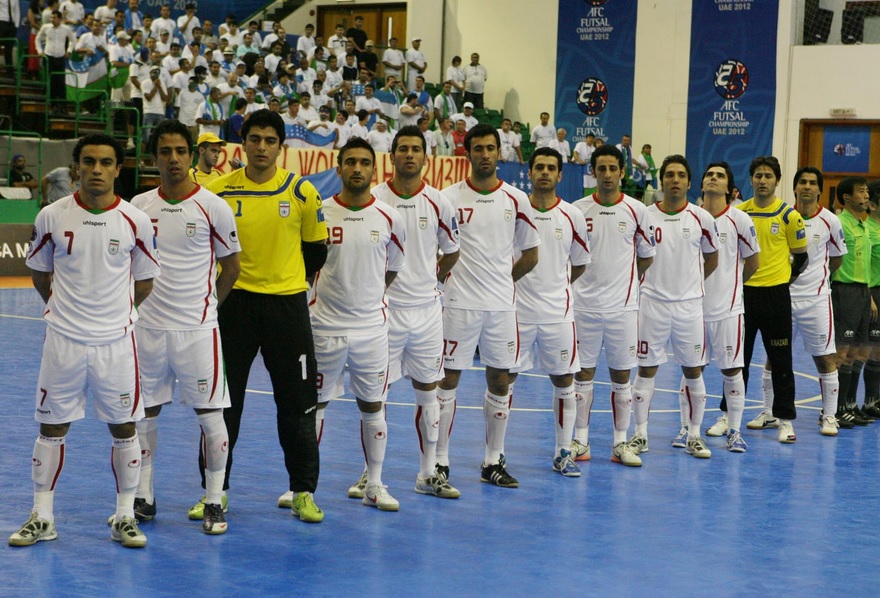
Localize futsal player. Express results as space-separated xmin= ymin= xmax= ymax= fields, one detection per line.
xmin=738 ymin=156 xmax=807 ymax=443
xmin=130 ymin=120 xmax=240 ymax=534
xmin=508 ymin=147 xmax=590 ymax=477
xmin=571 ymin=144 xmax=655 ymax=467
xmin=309 ymin=137 xmax=406 ymax=511
xmin=694 ymin=162 xmax=759 ymax=452
xmin=373 ymin=126 xmax=462 ymax=499
xmin=862 ymin=182 xmax=880 ymax=419
xmin=438 ymin=123 xmax=540 ymax=488
xmin=10 ymin=134 xmax=160 ymax=549
xmin=632 ymin=155 xmax=718 ymax=459
xmin=203 ymin=109 xmax=328 ymax=523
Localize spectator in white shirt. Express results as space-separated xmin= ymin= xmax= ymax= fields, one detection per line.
xmin=405 ymin=38 xmax=427 ymax=90
xmin=498 ymin=118 xmax=524 ymax=163
xmin=382 ymin=37 xmax=405 ymax=78
xmin=445 ymin=55 xmax=465 ymax=106
xmin=298 ymin=92 xmax=319 ymax=123
xmin=177 ymin=76 xmax=204 ymax=138
xmin=150 ymin=4 xmax=175 ymax=39
xmin=327 ymin=23 xmax=347 ymax=59
xmin=530 ymin=112 xmax=556 ymax=148
xmin=36 ymin=10 xmax=75 ymax=110
xmin=463 ymin=52 xmax=487 ymax=109
xmin=367 ymin=118 xmax=393 ymax=153
xmin=449 ymin=101 xmax=478 ymax=131
xmin=548 ymin=128 xmax=571 ymax=163
xmin=177 ymin=4 xmax=199 ymax=43
xmin=296 ymin=23 xmax=315 ymax=61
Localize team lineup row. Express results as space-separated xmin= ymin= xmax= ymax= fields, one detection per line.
xmin=8 ymin=108 xmax=873 ymax=549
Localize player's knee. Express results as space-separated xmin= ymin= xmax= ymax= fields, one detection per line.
xmin=356 ymin=398 xmax=383 ymax=413
xmin=720 ymin=367 xmax=741 ymax=377
xmin=144 ymin=405 xmax=162 ymax=418
xmin=108 ymin=421 xmax=137 ymax=439
xmin=550 ymin=374 xmax=573 ymax=387
xmin=39 ymin=422 xmax=70 ymax=438
xmin=576 ymin=368 xmax=595 ymax=381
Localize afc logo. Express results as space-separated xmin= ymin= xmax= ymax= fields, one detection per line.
xmin=576 ymin=77 xmax=608 ymax=116
xmin=714 ymin=59 xmax=749 ymax=99
xmin=587 ymin=0 xmax=607 ymax=5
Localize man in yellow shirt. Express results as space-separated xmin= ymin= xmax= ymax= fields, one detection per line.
xmin=191 ymin=110 xmax=329 ymax=523
xmin=738 ymin=156 xmax=807 ymax=443
xmin=189 ymin=132 xmax=226 ymax=185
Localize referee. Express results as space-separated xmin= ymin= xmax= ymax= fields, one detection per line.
xmin=196 ymin=110 xmax=329 ymax=523
xmin=737 ymin=156 xmax=807 ymax=443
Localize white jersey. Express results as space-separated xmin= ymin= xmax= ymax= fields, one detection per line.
xmin=790 ymin=206 xmax=846 ymax=300
xmin=441 ymin=179 xmax=541 ymax=311
xmin=641 ymin=202 xmax=718 ymax=302
xmin=515 ymin=198 xmax=590 ymax=323
xmin=310 ymin=195 xmax=406 ymax=336
xmin=131 ymin=185 xmax=240 ymax=330
xmin=703 ymin=205 xmax=760 ymax=321
xmin=374 ymin=181 xmax=460 ymax=309
xmin=26 ymin=193 xmax=161 ymax=345
xmin=571 ymin=192 xmax=655 ymax=313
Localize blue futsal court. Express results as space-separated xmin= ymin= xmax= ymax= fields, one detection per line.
xmin=1 ymin=284 xmax=878 ymax=596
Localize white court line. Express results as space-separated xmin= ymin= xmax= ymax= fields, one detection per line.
xmin=0 ymin=313 xmax=43 ymax=321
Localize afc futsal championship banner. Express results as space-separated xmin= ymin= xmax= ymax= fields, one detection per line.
xmin=554 ymin=0 xmax=638 ymax=145
xmin=685 ymin=0 xmax=779 ymax=200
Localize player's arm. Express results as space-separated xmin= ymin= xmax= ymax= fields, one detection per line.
xmin=829 ymin=255 xmax=843 ymax=274
xmin=703 ymin=250 xmax=719 ymax=279
xmin=742 ymin=252 xmax=760 ymax=283
xmin=570 ymin=263 xmax=586 ymax=284
xmin=636 ymin=255 xmax=653 ymax=277
xmin=32 ymin=270 xmax=53 ymax=304
xmin=437 ymin=250 xmax=459 ymax=282
xmin=303 ymin=241 xmax=328 ymax=285
xmin=216 ymin=253 xmax=240 ymax=305
xmin=134 ymin=279 xmax=154 ymax=307
xmin=512 ymin=246 xmax=538 ymax=282
xmin=789 ymin=246 xmax=808 ymax=283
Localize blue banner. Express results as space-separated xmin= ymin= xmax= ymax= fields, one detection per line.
xmin=685 ymin=0 xmax=778 ymax=201
xmin=822 ymin=126 xmax=871 ymax=174
xmin=554 ymin=0 xmax=637 ymax=147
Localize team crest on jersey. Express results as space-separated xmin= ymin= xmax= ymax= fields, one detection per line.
xmin=198 ymin=379 xmax=208 ymax=394
xmin=108 ymin=239 xmax=119 ymax=255
xmin=726 ymin=345 xmax=733 ymax=357
xmin=419 ymin=217 xmax=428 ymax=230
xmin=618 ymin=221 xmax=626 ymax=233
xmin=377 ymin=371 xmax=386 ymax=385
xmin=560 ymin=349 xmax=569 ymax=362
xmin=770 ymin=222 xmax=780 ymax=235
xmin=682 ymin=227 xmax=690 ymax=239
xmin=370 ymin=230 xmax=380 ymax=243
xmin=186 ymin=223 xmax=196 ymax=237
xmin=279 ymin=200 xmax=290 ymax=217
xmin=629 ymin=345 xmax=636 ymax=356
xmin=694 ymin=344 xmax=702 ymax=355
xmin=508 ymin=341 xmax=516 ymax=353
xmin=719 ymin=232 xmax=728 ymax=243
xmin=555 ymin=228 xmax=563 ymax=240
xmin=813 ymin=234 xmax=821 ymax=244
xmin=504 ymin=209 xmax=512 ymax=222
xmin=120 ymin=393 xmax=131 ymax=407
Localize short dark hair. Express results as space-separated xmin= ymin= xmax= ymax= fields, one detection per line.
xmin=73 ymin=133 xmax=124 ymax=166
xmin=701 ymin=161 xmax=736 ymax=202
xmin=337 ymin=137 xmax=375 ymax=167
xmin=148 ymin=119 xmax=193 ymax=157
xmin=357 ymin=109 xmax=368 ymax=120
xmin=241 ymin=109 xmax=286 ymax=144
xmin=235 ymin=97 xmax=247 ymax=110
xmin=838 ymin=176 xmax=868 ymax=204
xmin=792 ymin=166 xmax=824 ymax=193
xmin=659 ymin=154 xmax=691 ymax=182
xmin=529 ymin=146 xmax=563 ymax=171
xmin=392 ymin=125 xmax=427 ymax=154
xmin=749 ymin=155 xmax=781 ymax=179
xmin=590 ymin=143 xmax=624 ymax=171
xmin=464 ymin=123 xmax=500 ymax=153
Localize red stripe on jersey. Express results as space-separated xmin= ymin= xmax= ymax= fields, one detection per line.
xmin=624 ymin=241 xmax=636 ymax=306
xmin=28 ymin=233 xmax=53 ymax=260
xmin=688 ymin=209 xmax=716 ymax=249
xmin=514 ymin=315 xmax=521 ymax=362
xmin=559 ymin=206 xmax=589 ymax=254
xmin=120 ymin=210 xmax=161 ymax=267
xmin=569 ymin=321 xmax=577 ymax=367
xmin=425 ymin=195 xmax=455 ymax=242
xmin=734 ymin=314 xmax=742 ymax=360
xmin=210 ymin=328 xmax=220 ymax=401
xmin=825 ymin=296 xmax=834 ymax=350
xmin=194 ymin=201 xmax=218 ymax=324
xmin=504 ymin=190 xmax=538 ymax=231
xmin=564 ymin=287 xmax=571 ymax=319
xmin=159 ymin=184 xmax=201 ymax=201
xmin=466 ymin=178 xmax=502 ymax=193
xmin=51 ymin=443 xmax=65 ymax=491
xmin=820 ymin=214 xmax=843 ymax=251
xmin=130 ymin=332 xmax=141 ymax=417
xmin=74 ymin=192 xmax=121 ymax=211
xmin=390 ymin=233 xmax=404 ymax=253
xmin=389 ymin=180 xmax=425 ymax=197
xmin=818 ymin=245 xmax=829 ymax=296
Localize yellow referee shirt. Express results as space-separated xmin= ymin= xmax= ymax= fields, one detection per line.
xmin=738 ymin=197 xmax=807 ymax=287
xmin=207 ymin=167 xmax=328 ymax=295
xmin=190 ymin=166 xmax=224 ymax=186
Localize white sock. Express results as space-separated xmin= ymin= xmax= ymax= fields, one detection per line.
xmin=574 ymin=379 xmax=593 ymax=443
xmin=724 ymin=372 xmax=746 ymax=431
xmin=553 ymin=384 xmax=576 ymax=454
xmin=483 ymin=390 xmax=510 ymax=465
xmin=197 ymin=410 xmax=228 ymax=505
xmin=819 ymin=371 xmax=840 ymax=418
xmin=414 ymin=388 xmax=440 ymax=478
xmin=685 ymin=375 xmax=707 ymax=440
xmin=32 ymin=435 xmax=65 ymax=521
xmin=135 ymin=416 xmax=158 ymax=503
xmin=436 ymin=387 xmax=456 ymax=467
xmin=678 ymin=376 xmax=688 ymax=428
xmin=762 ymin=368 xmax=774 ymax=413
xmin=112 ymin=435 xmax=141 ymax=521
xmin=361 ymin=408 xmax=387 ymax=486
xmin=611 ymin=382 xmax=632 ymax=444
xmin=315 ymin=405 xmax=326 ymax=443
xmin=632 ymin=375 xmax=655 ymax=437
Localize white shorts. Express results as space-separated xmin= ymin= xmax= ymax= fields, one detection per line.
xmin=792 ymin=295 xmax=836 ymax=356
xmin=35 ymin=328 xmax=144 ymax=425
xmin=512 ymin=320 xmax=579 ymax=375
xmin=388 ymin=302 xmax=444 ymax=384
xmin=574 ymin=309 xmax=638 ymax=371
xmin=315 ymin=329 xmax=389 ymax=404
xmin=442 ymin=308 xmax=519 ymax=371
xmin=637 ymin=296 xmax=705 ymax=368
xmin=704 ymin=314 xmax=744 ymax=370
xmin=136 ymin=326 xmax=232 ymax=410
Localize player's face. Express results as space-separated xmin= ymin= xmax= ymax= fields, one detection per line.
xmin=594 ymin=155 xmax=623 ymax=192
xmin=392 ymin=135 xmax=425 ymax=177
xmin=77 ymin=145 xmax=121 ymax=198
xmin=155 ymin=134 xmax=192 ymax=183
xmin=794 ymin=172 xmax=820 ymax=206
xmin=701 ymin=166 xmax=728 ymax=197
xmin=845 ymin=184 xmax=869 ymax=213
xmin=661 ymin=163 xmax=690 ymax=202
xmin=529 ymin=156 xmax=561 ymax=192
xmin=467 ymin=134 xmax=499 ymax=177
xmin=750 ymin=165 xmax=778 ymax=200
xmin=243 ymin=126 xmax=281 ymax=172
xmin=201 ymin=142 xmax=223 ymax=167
xmin=338 ymin=148 xmax=374 ymax=194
